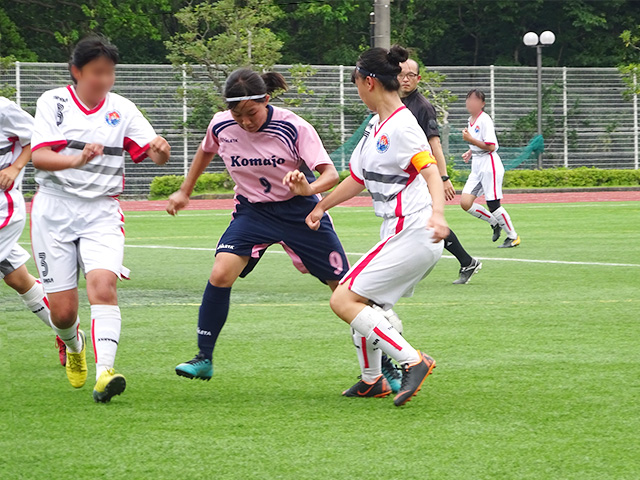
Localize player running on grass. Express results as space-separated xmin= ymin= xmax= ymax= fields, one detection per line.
xmin=0 ymin=96 xmax=67 ymax=366
xmin=30 ymin=36 xmax=171 ymax=403
xmin=461 ymin=89 xmax=520 ymax=248
xmin=398 ymin=59 xmax=483 ymax=284
xmin=306 ymin=45 xmax=449 ymax=407
xmin=167 ymin=68 xmax=360 ymax=382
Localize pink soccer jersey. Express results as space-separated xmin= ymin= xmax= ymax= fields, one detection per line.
xmin=201 ymin=105 xmax=333 ymax=203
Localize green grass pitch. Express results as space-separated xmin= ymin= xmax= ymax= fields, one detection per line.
xmin=1 ymin=201 xmax=639 ymax=479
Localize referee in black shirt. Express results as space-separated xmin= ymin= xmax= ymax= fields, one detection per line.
xmin=399 ymin=59 xmax=482 ymax=284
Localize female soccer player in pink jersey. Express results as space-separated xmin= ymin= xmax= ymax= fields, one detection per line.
xmin=30 ymin=36 xmax=171 ymax=403
xmin=461 ymin=89 xmax=520 ymax=248
xmin=167 ymin=68 xmax=351 ymax=382
xmin=306 ymin=45 xmax=450 ymax=407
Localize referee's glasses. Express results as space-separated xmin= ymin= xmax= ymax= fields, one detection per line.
xmin=398 ymin=72 xmax=419 ymax=80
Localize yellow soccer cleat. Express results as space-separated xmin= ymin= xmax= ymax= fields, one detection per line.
xmin=65 ymin=330 xmax=88 ymax=388
xmin=498 ymin=235 xmax=521 ymax=248
xmin=93 ymin=369 xmax=126 ymax=403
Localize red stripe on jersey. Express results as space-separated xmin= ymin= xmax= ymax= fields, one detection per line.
xmin=0 ymin=191 xmax=14 ymax=229
xmin=341 ymin=237 xmax=391 ymax=289
xmin=349 ymin=164 xmax=365 ymax=185
xmin=374 ymin=105 xmax=407 ymax=136
xmin=67 ymin=85 xmax=106 ymax=115
xmin=124 ymin=137 xmax=151 ymax=163
xmin=32 ymin=140 xmax=67 ymax=152
xmin=361 ymin=336 xmax=369 ymax=368
xmin=395 ymin=190 xmax=403 ymax=218
xmin=373 ymin=326 xmax=403 ymax=351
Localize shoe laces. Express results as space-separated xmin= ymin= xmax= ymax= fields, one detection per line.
xmin=381 ymin=356 xmax=401 ymax=380
xmin=186 ymin=354 xmax=208 ymax=365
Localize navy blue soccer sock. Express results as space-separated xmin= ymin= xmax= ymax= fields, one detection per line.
xmin=197 ymin=282 xmax=231 ymax=360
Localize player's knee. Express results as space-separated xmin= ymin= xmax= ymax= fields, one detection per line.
xmin=329 ymin=286 xmax=349 ymax=317
xmin=3 ymin=266 xmax=34 ymax=294
xmin=209 ymin=269 xmax=237 ymax=288
xmin=50 ymin=307 xmax=78 ymax=328
xmin=460 ymin=198 xmax=472 ymax=211
xmin=86 ymin=271 xmax=118 ymax=304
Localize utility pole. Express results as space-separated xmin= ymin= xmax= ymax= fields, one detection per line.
xmin=371 ymin=0 xmax=390 ymax=49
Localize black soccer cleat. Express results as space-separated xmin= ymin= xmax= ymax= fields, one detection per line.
xmin=342 ymin=375 xmax=392 ymax=398
xmin=492 ymin=224 xmax=502 ymax=242
xmin=498 ymin=235 xmax=521 ymax=248
xmin=453 ymin=258 xmax=483 ymax=285
xmin=394 ymin=351 xmax=436 ymax=407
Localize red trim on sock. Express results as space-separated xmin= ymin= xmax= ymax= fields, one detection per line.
xmin=476 ymin=209 xmax=491 ymax=218
xmin=501 ymin=212 xmax=512 ymax=231
xmin=91 ymin=318 xmax=98 ymax=363
xmin=373 ymin=326 xmax=403 ymax=352
xmin=361 ymin=336 xmax=369 ymax=369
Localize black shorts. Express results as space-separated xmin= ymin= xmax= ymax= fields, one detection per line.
xmin=216 ymin=195 xmax=349 ymax=283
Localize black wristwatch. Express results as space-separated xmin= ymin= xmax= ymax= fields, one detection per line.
xmin=441 ymin=175 xmax=450 ymax=182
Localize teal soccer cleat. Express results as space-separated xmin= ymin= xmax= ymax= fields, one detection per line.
xmin=175 ymin=353 xmax=213 ymax=381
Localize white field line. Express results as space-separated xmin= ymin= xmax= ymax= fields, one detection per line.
xmin=121 ymin=244 xmax=640 ymax=268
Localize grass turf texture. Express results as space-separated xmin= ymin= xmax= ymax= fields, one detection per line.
xmin=1 ymin=201 xmax=639 ymax=479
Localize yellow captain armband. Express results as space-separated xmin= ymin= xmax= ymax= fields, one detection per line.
xmin=410 ymin=151 xmax=437 ymax=171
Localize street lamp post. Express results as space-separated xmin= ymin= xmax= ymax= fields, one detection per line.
xmin=523 ymin=30 xmax=556 ymax=169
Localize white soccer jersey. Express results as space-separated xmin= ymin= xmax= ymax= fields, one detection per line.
xmin=467 ymin=111 xmax=499 ymax=156
xmin=0 ymin=97 xmax=33 ymax=230
xmin=349 ymin=106 xmax=435 ymax=223
xmin=31 ymin=85 xmax=157 ymax=199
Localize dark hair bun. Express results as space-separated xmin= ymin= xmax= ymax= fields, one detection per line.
xmin=260 ymin=72 xmax=288 ymax=95
xmin=387 ymin=45 xmax=409 ymax=66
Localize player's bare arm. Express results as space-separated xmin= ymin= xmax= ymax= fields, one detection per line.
xmin=166 ymin=145 xmax=215 ymax=216
xmin=428 ymin=136 xmax=456 ymax=201
xmin=421 ymin=164 xmax=450 ymax=242
xmin=0 ymin=143 xmax=31 ymax=190
xmin=147 ymin=135 xmax=171 ymax=165
xmin=462 ymin=128 xmax=496 ymax=151
xmin=306 ymin=175 xmax=365 ymax=230
xmin=283 ymin=163 xmax=339 ymax=196
xmin=32 ymin=143 xmax=103 ymax=171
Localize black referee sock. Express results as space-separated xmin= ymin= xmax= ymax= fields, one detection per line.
xmin=444 ymin=229 xmax=473 ymax=268
xmin=197 ymin=282 xmax=231 ymax=360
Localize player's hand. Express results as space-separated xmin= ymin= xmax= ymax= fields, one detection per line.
xmin=427 ymin=212 xmax=450 ymax=243
xmin=70 ymin=143 xmax=103 ymax=168
xmin=443 ymin=179 xmax=456 ymax=201
xmin=461 ymin=149 xmax=472 ymax=163
xmin=149 ymin=136 xmax=171 ymax=165
xmin=283 ymin=169 xmax=313 ymax=196
xmin=0 ymin=164 xmax=20 ymax=190
xmin=305 ymin=205 xmax=324 ymax=231
xmin=462 ymin=128 xmax=473 ymax=143
xmin=166 ymin=189 xmax=190 ymax=216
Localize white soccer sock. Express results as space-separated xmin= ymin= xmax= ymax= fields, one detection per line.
xmin=350 ymin=305 xmax=420 ymax=366
xmin=351 ymin=328 xmax=382 ymax=383
xmin=18 ymin=280 xmax=52 ymax=328
xmin=52 ymin=317 xmax=82 ymax=353
xmin=492 ymin=206 xmax=517 ymax=239
xmin=373 ymin=305 xmax=403 ymax=335
xmin=91 ymin=305 xmax=122 ymax=379
xmin=466 ymin=203 xmax=498 ymax=226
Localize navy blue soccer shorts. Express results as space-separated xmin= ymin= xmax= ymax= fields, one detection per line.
xmin=215 ymin=195 xmax=349 ymax=283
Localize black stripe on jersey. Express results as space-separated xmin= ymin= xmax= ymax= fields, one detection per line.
xmin=261 ymin=126 xmax=299 ymax=159
xmin=370 ymin=191 xmax=399 ymax=203
xmin=0 ymin=145 xmax=12 ymax=156
xmin=82 ymin=163 xmax=124 ymax=177
xmin=212 ymin=120 xmax=236 ymax=138
xmin=66 ymin=140 xmax=123 ymax=156
xmin=44 ymin=174 xmax=121 ymax=194
xmin=363 ymin=170 xmax=409 ymax=185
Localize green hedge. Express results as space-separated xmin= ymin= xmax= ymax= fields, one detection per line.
xmin=149 ymin=172 xmax=235 ymax=199
xmin=149 ymin=167 xmax=640 ymax=199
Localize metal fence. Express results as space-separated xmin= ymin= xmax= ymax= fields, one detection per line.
xmin=1 ymin=63 xmax=638 ymax=197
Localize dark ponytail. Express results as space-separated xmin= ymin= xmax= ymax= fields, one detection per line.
xmin=351 ymin=44 xmax=409 ymax=91
xmin=69 ymin=35 xmax=119 ymax=84
xmin=224 ymin=69 xmax=288 ymax=109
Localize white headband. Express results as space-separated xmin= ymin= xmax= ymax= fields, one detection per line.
xmin=225 ymin=93 xmax=267 ymax=102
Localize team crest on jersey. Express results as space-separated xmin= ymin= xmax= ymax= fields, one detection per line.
xmin=376 ymin=134 xmax=390 ymax=153
xmin=474 ymin=125 xmax=480 ymax=133
xmin=105 ymin=110 xmax=121 ymax=127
